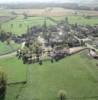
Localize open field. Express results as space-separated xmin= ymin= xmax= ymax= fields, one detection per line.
xmin=0 ymin=57 xmax=27 ymax=83
xmin=53 ymin=15 xmax=98 ymax=25
xmin=67 ymin=16 xmax=98 ymax=25
xmin=1 ymin=16 xmax=57 ymax=35
xmin=2 ymin=16 xmax=44 ymax=35
xmin=0 ymin=52 xmax=98 ymax=100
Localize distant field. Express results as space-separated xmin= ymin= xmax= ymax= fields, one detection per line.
xmin=9 ymin=8 xmax=68 ymax=16
xmin=52 ymin=15 xmax=98 ymax=25
xmin=9 ymin=8 xmax=98 ymax=16
xmin=1 ymin=15 xmax=98 ymax=35
xmin=0 ymin=8 xmax=98 ymax=35
xmin=0 ymin=51 xmax=98 ymax=100
xmin=2 ymin=16 xmax=43 ymax=35
xmin=0 ymin=9 xmax=12 ymax=16
xmin=67 ymin=16 xmax=98 ymax=25
xmin=1 ymin=16 xmax=57 ymax=35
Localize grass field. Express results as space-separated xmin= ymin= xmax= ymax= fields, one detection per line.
xmin=53 ymin=16 xmax=98 ymax=25
xmin=1 ymin=16 xmax=56 ymax=35
xmin=1 ymin=15 xmax=98 ymax=36
xmin=67 ymin=16 xmax=98 ymax=25
xmin=0 ymin=57 xmax=27 ymax=83
xmin=0 ymin=51 xmax=98 ymax=100
xmin=0 ymin=41 xmax=19 ymax=55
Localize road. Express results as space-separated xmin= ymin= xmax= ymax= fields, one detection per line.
xmin=0 ymin=52 xmax=16 ymax=59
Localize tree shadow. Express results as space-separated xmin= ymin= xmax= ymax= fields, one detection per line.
xmin=0 ymin=95 xmax=5 ymax=100
xmin=0 ymin=88 xmax=6 ymax=100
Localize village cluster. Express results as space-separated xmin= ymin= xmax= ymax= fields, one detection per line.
xmin=0 ymin=17 xmax=98 ymax=65
xmin=9 ymin=17 xmax=98 ymax=64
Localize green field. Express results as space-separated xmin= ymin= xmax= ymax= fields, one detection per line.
xmin=67 ymin=16 xmax=98 ymax=25
xmin=1 ymin=16 xmax=57 ymax=35
xmin=1 ymin=15 xmax=98 ymax=36
xmin=0 ymin=57 xmax=27 ymax=83
xmin=0 ymin=51 xmax=98 ymax=100
xmin=53 ymin=16 xmax=98 ymax=25
xmin=0 ymin=42 xmax=19 ymax=55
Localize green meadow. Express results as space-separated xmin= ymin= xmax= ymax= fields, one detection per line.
xmin=0 ymin=52 xmax=98 ymax=100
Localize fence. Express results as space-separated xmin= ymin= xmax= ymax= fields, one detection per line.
xmin=66 ymin=96 xmax=98 ymax=100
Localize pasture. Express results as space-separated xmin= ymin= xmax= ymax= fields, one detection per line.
xmin=0 ymin=52 xmax=98 ymax=100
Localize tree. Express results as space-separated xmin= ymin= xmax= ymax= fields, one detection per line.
xmin=6 ymin=32 xmax=12 ymax=45
xmin=0 ymin=24 xmax=2 ymax=30
xmin=57 ymin=90 xmax=67 ymax=100
xmin=11 ymin=24 xmax=13 ymax=28
xmin=0 ymin=30 xmax=6 ymax=42
xmin=65 ymin=17 xmax=69 ymax=24
xmin=23 ymin=13 xmax=28 ymax=19
xmin=0 ymin=68 xmax=7 ymax=100
xmin=44 ymin=29 xmax=52 ymax=44
xmin=35 ymin=47 xmax=42 ymax=62
xmin=43 ymin=17 xmax=47 ymax=35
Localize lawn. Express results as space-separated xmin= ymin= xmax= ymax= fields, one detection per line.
xmin=0 ymin=51 xmax=98 ymax=100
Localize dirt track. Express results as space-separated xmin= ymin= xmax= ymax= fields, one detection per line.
xmin=9 ymin=8 xmax=98 ymax=17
